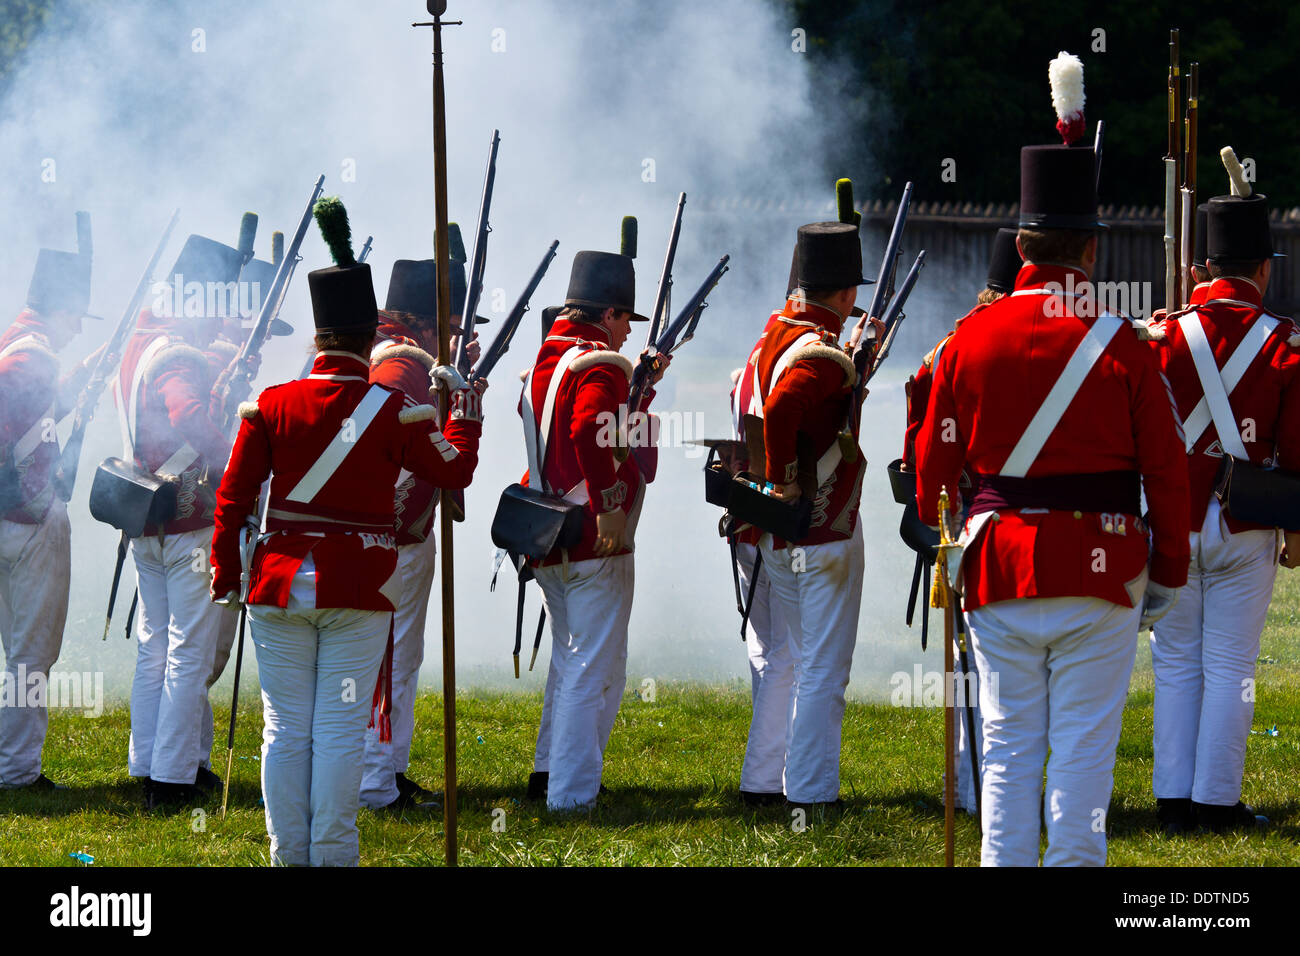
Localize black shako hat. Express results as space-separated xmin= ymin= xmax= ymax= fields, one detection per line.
xmin=1206 ymin=194 xmax=1284 ymax=263
xmin=1018 ymin=145 xmax=1106 ymax=230
xmin=385 ymin=259 xmax=488 ymax=326
xmin=308 ymin=197 xmax=378 ymax=335
xmin=238 ymin=258 xmax=294 ymax=336
xmin=564 ymin=251 xmax=649 ymax=322
xmin=986 ymin=228 xmax=1024 ymax=293
xmin=796 ymin=222 xmax=871 ymax=290
xmin=169 ymin=234 xmax=245 ymax=288
xmin=27 ymin=211 xmax=96 ymax=318
xmin=1193 ymin=203 xmax=1210 ymax=268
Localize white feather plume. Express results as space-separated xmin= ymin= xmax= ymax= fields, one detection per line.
xmin=1048 ymin=51 xmax=1085 ymax=121
xmin=1220 ymin=146 xmax=1252 ymax=197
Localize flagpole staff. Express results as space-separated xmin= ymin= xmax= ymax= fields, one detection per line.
xmin=414 ymin=0 xmax=462 ymax=868
xmin=931 ymin=487 xmax=960 ymax=867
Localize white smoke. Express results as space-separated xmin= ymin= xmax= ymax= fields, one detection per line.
xmin=1 ymin=0 xmax=964 ymax=705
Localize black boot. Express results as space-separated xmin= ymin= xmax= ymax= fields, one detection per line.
xmin=1192 ymin=800 xmax=1268 ymax=834
xmin=194 ymin=767 xmax=222 ymax=793
xmin=144 ymin=779 xmax=202 ymax=811
xmin=387 ymin=772 xmax=438 ymax=810
xmin=1156 ymin=797 xmax=1195 ymax=835
xmin=526 ymin=771 xmax=549 ymax=801
xmin=739 ymin=790 xmax=785 ymax=808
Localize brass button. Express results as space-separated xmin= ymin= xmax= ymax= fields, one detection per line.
xmin=1073 ymin=511 xmax=1083 ymax=519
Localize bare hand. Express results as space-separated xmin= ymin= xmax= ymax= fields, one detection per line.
xmin=770 ymin=481 xmax=802 ymax=502
xmin=595 ymin=509 xmax=627 ymax=555
xmin=1281 ymin=532 xmax=1300 ymax=568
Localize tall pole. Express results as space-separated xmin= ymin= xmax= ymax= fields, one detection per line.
xmin=415 ymin=0 xmax=461 ymax=868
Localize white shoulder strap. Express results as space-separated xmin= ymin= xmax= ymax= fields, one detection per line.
xmin=285 ymin=384 xmax=391 ymax=503
xmin=523 ymin=346 xmax=585 ymax=498
xmin=1000 ymin=313 xmax=1125 ymax=478
xmin=1178 ymin=310 xmax=1277 ymax=454
xmin=749 ymin=331 xmax=820 ymax=423
xmin=1178 ymin=312 xmax=1253 ymax=460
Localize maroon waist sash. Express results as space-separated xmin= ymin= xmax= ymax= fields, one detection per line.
xmin=969 ymin=470 xmax=1140 ymax=517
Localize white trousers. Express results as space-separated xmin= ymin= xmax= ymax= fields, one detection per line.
xmin=532 ymin=554 xmax=634 ymax=810
xmin=759 ymin=522 xmax=865 ymax=803
xmin=128 ymin=528 xmax=234 ymax=784
xmin=966 ymin=592 xmax=1142 ymax=867
xmin=1150 ymin=498 xmax=1277 ymax=806
xmin=0 ymin=504 xmax=71 ymax=786
xmin=360 ymin=536 xmax=437 ymax=808
xmin=251 ymin=588 xmax=391 ymax=867
xmin=735 ymin=541 xmax=798 ymax=794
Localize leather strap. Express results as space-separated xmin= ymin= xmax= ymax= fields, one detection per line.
xmin=1179 ymin=311 xmax=1255 ymax=460
xmin=1178 ymin=309 xmax=1277 ymax=454
xmin=285 ymin=384 xmax=390 ymax=503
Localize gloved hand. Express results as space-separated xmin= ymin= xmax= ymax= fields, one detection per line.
xmin=1140 ymin=581 xmax=1179 ymax=629
xmin=431 ymin=365 xmax=489 ymax=424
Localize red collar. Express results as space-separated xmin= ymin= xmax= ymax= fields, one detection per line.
xmin=779 ymin=294 xmax=844 ymax=337
xmin=1013 ymin=262 xmax=1090 ymax=293
xmin=308 ymin=350 xmax=372 ymax=378
xmin=1205 ymin=276 xmax=1264 ymax=308
xmin=547 ymin=317 xmax=612 ymax=348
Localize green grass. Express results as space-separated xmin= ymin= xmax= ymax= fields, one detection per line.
xmin=4 ymin=573 xmax=1300 ymax=867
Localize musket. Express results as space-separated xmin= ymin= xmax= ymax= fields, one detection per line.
xmin=850 ymin=182 xmax=914 ymax=410
xmin=866 ymin=250 xmax=926 ymax=385
xmin=221 ymin=174 xmax=325 ymax=431
xmin=469 ymin=240 xmax=559 ymax=383
xmin=53 ymin=208 xmax=180 ymax=501
xmin=357 ymin=234 xmax=374 ymax=264
xmin=1094 ymin=119 xmax=1105 ymax=194
xmin=627 ymin=255 xmax=730 ymax=416
xmin=1164 ymin=31 xmax=1183 ymax=311
xmin=1180 ymin=62 xmax=1199 ymax=302
xmin=454 ymin=129 xmax=500 ymax=375
xmin=646 ymin=192 xmax=686 ymax=350
xmin=931 ymin=486 xmax=960 ymax=867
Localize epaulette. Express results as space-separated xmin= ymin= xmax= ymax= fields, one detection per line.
xmin=399 ymin=404 xmax=437 ymax=424
xmin=143 ymin=340 xmax=209 ymax=385
xmin=788 ymin=342 xmax=857 ymax=387
xmin=0 ymin=333 xmax=56 ymax=365
xmin=238 ymin=401 xmax=259 ymax=419
xmin=371 ymin=340 xmax=436 ymax=370
xmin=730 ymin=367 xmax=744 ymax=384
xmin=1135 ymin=318 xmax=1167 ymax=341
xmin=519 ymin=366 xmax=532 ymax=382
xmin=571 ymin=349 xmax=634 ymax=382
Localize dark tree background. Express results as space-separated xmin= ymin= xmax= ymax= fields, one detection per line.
xmin=778 ymin=0 xmax=1300 ymax=209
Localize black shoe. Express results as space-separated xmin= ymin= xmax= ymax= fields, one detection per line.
xmin=526 ymin=771 xmax=549 ymax=800
xmin=1 ymin=773 xmax=68 ymax=792
xmin=740 ymin=790 xmax=785 ymax=808
xmin=1192 ymin=800 xmax=1268 ymax=834
xmin=786 ymin=797 xmax=844 ymax=812
xmin=395 ymin=772 xmax=436 ymax=803
xmin=1157 ymin=797 xmax=1195 ymax=835
xmin=144 ymin=779 xmax=202 ymax=811
xmin=194 ymin=767 xmax=222 ymax=793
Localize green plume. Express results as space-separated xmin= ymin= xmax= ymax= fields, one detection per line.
xmin=836 ymin=178 xmax=857 ymax=226
xmin=313 ymin=196 xmax=355 ymax=267
xmin=237 ymin=212 xmax=258 ymax=258
xmin=621 ymin=216 xmax=638 ymax=258
xmin=271 ymin=231 xmax=285 ymax=267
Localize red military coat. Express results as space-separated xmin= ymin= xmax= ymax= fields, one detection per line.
xmin=752 ymin=295 xmax=863 ymax=548
xmin=518 ymin=317 xmax=656 ymax=566
xmin=370 ymin=312 xmax=441 ymax=545
xmin=915 ymin=263 xmax=1191 ymax=611
xmin=211 ymin=350 xmax=480 ymax=609
xmin=116 ymin=311 xmax=230 ymax=535
xmin=726 ymin=315 xmax=778 ymax=547
xmin=1147 ymin=275 xmax=1300 ymax=534
xmin=902 ymin=303 xmax=989 ymax=468
xmin=0 ymin=311 xmax=92 ymax=523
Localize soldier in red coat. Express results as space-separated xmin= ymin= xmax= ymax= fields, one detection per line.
xmin=521 ymin=250 xmax=663 ymax=811
xmin=1146 ymin=188 xmax=1300 ymax=834
xmin=915 ymin=145 xmax=1191 ymax=865
xmin=900 ymin=225 xmax=1022 ymax=815
xmin=211 ymin=204 xmax=485 ymax=866
xmin=117 ymin=234 xmax=242 ymax=808
xmin=747 ymin=222 xmax=871 ymax=807
xmin=0 ymin=217 xmax=99 ymax=790
xmin=359 ymin=256 xmax=482 ymax=811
